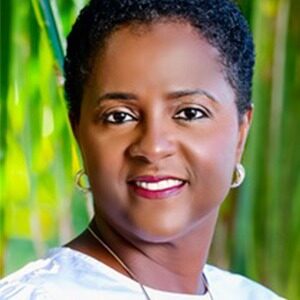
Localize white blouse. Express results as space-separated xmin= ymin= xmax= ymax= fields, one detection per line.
xmin=0 ymin=247 xmax=285 ymax=300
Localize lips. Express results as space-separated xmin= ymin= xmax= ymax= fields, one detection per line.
xmin=128 ymin=176 xmax=187 ymax=199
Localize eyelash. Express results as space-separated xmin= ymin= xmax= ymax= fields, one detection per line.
xmin=173 ymin=107 xmax=208 ymax=121
xmin=101 ymin=107 xmax=209 ymax=124
xmin=102 ymin=110 xmax=137 ymax=124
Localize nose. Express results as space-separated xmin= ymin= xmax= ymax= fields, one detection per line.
xmin=127 ymin=119 xmax=176 ymax=164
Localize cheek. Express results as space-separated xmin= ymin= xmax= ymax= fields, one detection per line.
xmin=78 ymin=128 xmax=126 ymax=199
xmin=80 ymin=127 xmax=124 ymax=170
xmin=80 ymin=135 xmax=128 ymax=220
xmin=184 ymin=125 xmax=238 ymax=200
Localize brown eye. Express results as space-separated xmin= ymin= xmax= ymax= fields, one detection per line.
xmin=104 ymin=111 xmax=137 ymax=124
xmin=174 ymin=107 xmax=207 ymax=121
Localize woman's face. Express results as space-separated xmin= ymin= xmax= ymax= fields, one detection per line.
xmin=74 ymin=22 xmax=251 ymax=242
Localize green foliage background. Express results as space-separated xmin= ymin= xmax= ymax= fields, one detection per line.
xmin=0 ymin=0 xmax=299 ymax=299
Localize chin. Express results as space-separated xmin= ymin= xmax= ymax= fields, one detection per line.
xmin=125 ymin=219 xmax=196 ymax=244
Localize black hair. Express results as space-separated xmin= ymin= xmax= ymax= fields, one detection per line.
xmin=64 ymin=0 xmax=255 ymax=123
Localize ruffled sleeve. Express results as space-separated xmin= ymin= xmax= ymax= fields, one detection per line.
xmin=0 ymin=280 xmax=52 ymax=300
xmin=0 ymin=258 xmax=56 ymax=300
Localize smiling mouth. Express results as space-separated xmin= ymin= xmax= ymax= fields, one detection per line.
xmin=134 ymin=179 xmax=184 ymax=191
xmin=128 ymin=176 xmax=187 ymax=199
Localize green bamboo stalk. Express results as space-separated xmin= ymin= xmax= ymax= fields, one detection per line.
xmin=233 ymin=0 xmax=271 ymax=279
xmin=287 ymin=178 xmax=300 ymax=299
xmin=284 ymin=2 xmax=300 ymax=296
xmin=30 ymin=0 xmax=83 ymax=245
xmin=31 ymin=0 xmax=64 ymax=72
xmin=0 ymin=0 xmax=13 ymax=278
xmin=0 ymin=0 xmax=12 ymax=168
xmin=266 ymin=0 xmax=290 ymax=290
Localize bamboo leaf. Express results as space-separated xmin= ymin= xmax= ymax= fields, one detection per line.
xmin=31 ymin=0 xmax=64 ymax=72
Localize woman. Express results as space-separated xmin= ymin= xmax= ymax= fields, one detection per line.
xmin=0 ymin=0 xmax=285 ymax=299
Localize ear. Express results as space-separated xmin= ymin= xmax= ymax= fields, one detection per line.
xmin=235 ymin=106 xmax=254 ymax=162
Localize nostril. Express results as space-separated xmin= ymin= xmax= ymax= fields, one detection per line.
xmin=127 ymin=141 xmax=175 ymax=163
xmin=126 ymin=122 xmax=176 ymax=163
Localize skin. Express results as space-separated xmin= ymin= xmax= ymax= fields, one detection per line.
xmin=67 ymin=21 xmax=252 ymax=295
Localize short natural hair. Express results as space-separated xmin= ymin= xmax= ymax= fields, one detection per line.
xmin=64 ymin=0 xmax=255 ymax=123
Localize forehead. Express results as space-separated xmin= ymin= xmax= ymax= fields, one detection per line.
xmin=100 ymin=21 xmax=219 ymax=65
xmin=86 ymin=21 xmax=233 ymax=103
xmin=96 ymin=21 xmax=219 ymax=63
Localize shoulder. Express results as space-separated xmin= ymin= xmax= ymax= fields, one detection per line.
xmin=0 ymin=247 xmax=141 ymax=300
xmin=204 ymin=264 xmax=286 ymax=300
xmin=0 ymin=255 xmax=57 ymax=299
xmin=0 ymin=247 xmax=80 ymax=299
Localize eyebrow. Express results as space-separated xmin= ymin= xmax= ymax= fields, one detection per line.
xmin=96 ymin=88 xmax=218 ymax=104
xmin=97 ymin=92 xmax=138 ymax=102
xmin=167 ymin=89 xmax=218 ymax=103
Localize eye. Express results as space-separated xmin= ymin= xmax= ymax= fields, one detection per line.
xmin=174 ymin=107 xmax=208 ymax=121
xmin=103 ymin=111 xmax=137 ymax=124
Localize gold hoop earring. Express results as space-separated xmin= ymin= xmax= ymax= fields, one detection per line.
xmin=75 ymin=169 xmax=91 ymax=193
xmin=231 ymin=163 xmax=245 ymax=188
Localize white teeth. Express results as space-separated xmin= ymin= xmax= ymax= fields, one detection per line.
xmin=135 ymin=179 xmax=183 ymax=191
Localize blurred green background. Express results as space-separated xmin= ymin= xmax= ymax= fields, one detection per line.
xmin=0 ymin=0 xmax=299 ymax=299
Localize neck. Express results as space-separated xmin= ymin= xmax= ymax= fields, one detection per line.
xmin=68 ymin=209 xmax=219 ymax=295
xmin=99 ymin=208 xmax=218 ymax=294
